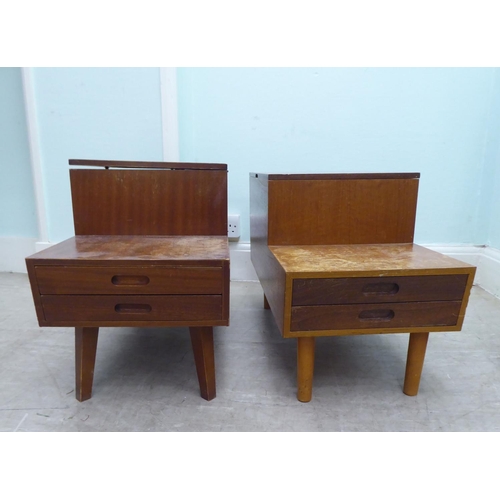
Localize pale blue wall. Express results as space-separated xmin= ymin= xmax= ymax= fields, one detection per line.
xmin=0 ymin=68 xmax=37 ymax=237
xmin=486 ymin=158 xmax=500 ymax=248
xmin=178 ymin=68 xmax=497 ymax=244
xmin=487 ymin=171 xmax=500 ymax=250
xmin=481 ymin=70 xmax=500 ymax=249
xmin=32 ymin=67 xmax=164 ymax=242
xmin=2 ymin=67 xmax=499 ymax=249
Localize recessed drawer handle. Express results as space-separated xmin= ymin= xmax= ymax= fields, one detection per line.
xmin=358 ymin=309 xmax=395 ymax=321
xmin=114 ymin=303 xmax=152 ymax=314
xmin=362 ymin=283 xmax=399 ymax=295
xmin=111 ymin=275 xmax=150 ymax=286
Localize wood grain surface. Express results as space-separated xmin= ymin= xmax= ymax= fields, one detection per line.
xmin=291 ymin=274 xmax=469 ymax=305
xmin=69 ymin=159 xmax=227 ymax=170
xmin=70 ymin=169 xmax=227 ymax=236
xmin=266 ymin=177 xmax=419 ymax=245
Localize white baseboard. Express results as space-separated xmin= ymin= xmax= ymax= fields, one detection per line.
xmin=422 ymin=244 xmax=483 ymax=274
xmin=2 ymin=238 xmax=499 ymax=299
xmin=229 ymin=242 xmax=258 ymax=281
xmin=475 ymin=246 xmax=500 ymax=298
xmin=35 ymin=241 xmax=53 ymax=252
xmin=0 ymin=237 xmax=37 ymax=273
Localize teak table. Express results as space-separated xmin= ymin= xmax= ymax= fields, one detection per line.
xmin=250 ymin=172 xmax=476 ymax=402
xmin=26 ymin=160 xmax=230 ymax=402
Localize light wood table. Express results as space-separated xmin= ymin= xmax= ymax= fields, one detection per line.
xmin=250 ymin=173 xmax=476 ymax=402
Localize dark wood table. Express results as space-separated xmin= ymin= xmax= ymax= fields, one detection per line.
xmin=26 ymin=160 xmax=230 ymax=402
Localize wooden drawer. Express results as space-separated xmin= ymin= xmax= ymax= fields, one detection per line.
xmin=41 ymin=295 xmax=222 ymax=322
xmin=35 ymin=266 xmax=223 ymax=295
xmin=290 ymin=301 xmax=462 ymax=332
xmin=292 ymin=274 xmax=468 ymax=306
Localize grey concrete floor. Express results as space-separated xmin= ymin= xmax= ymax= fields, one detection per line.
xmin=1 ymin=271 xmax=500 ymax=432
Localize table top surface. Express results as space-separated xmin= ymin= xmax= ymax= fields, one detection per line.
xmin=269 ymin=243 xmax=475 ymax=277
xmin=27 ymin=235 xmax=229 ymax=265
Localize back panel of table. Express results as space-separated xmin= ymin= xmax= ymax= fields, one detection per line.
xmin=70 ymin=169 xmax=227 ymax=236
xmin=265 ymin=176 xmax=419 ymax=245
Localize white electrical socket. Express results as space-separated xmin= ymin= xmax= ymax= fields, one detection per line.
xmin=228 ymin=214 xmax=240 ymax=240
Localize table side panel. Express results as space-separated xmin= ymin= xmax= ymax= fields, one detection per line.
xmin=455 ymin=269 xmax=476 ymax=329
xmin=250 ymin=174 xmax=287 ymax=335
xmin=251 ymin=245 xmax=287 ymax=335
xmin=26 ymin=259 xmax=46 ymax=323
xmin=222 ymin=260 xmax=230 ymax=322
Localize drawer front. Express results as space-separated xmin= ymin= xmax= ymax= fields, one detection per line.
xmin=292 ymin=274 xmax=468 ymax=306
xmin=41 ymin=295 xmax=222 ymax=322
xmin=35 ymin=266 xmax=223 ymax=295
xmin=290 ymin=301 xmax=462 ymax=332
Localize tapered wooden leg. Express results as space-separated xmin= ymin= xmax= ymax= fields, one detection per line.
xmin=75 ymin=327 xmax=99 ymax=402
xmin=297 ymin=336 xmax=316 ymax=402
xmin=190 ymin=327 xmax=216 ymax=401
xmin=403 ymin=332 xmax=429 ymax=396
xmin=264 ymin=294 xmax=270 ymax=309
